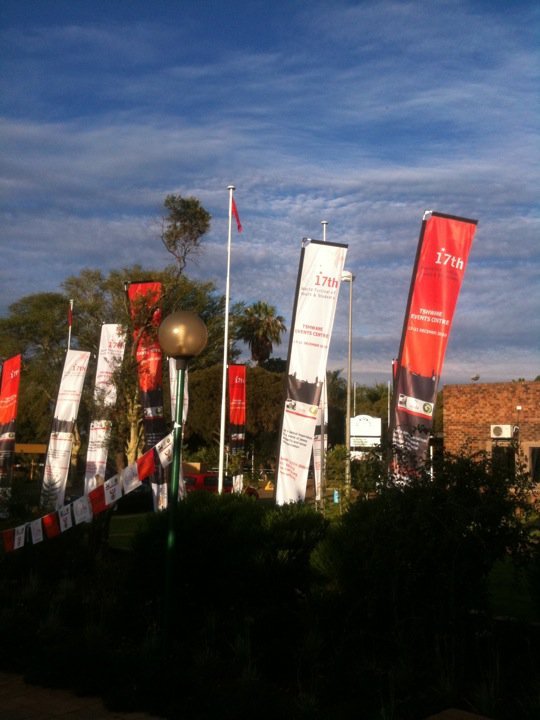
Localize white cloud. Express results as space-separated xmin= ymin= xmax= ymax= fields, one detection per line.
xmin=0 ymin=0 xmax=538 ymax=385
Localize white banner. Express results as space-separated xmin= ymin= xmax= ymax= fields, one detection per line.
xmin=169 ymin=359 xmax=189 ymax=421
xmin=84 ymin=324 xmax=125 ymax=493
xmin=41 ymin=349 xmax=91 ymax=510
xmin=312 ymin=380 xmax=328 ymax=502
xmin=84 ymin=420 xmax=112 ymax=493
xmin=276 ymin=239 xmax=347 ymax=504
xmin=94 ymin=324 xmax=125 ymax=406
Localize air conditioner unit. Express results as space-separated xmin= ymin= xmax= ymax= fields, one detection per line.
xmin=490 ymin=424 xmax=513 ymax=439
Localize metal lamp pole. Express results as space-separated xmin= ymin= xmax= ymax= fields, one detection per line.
xmin=158 ymin=310 xmax=208 ymax=637
xmin=341 ymin=271 xmax=355 ymax=498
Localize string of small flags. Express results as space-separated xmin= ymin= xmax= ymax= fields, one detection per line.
xmin=1 ymin=431 xmax=174 ymax=553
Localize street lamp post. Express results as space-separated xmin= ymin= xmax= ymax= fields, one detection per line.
xmin=341 ymin=271 xmax=355 ymax=498
xmin=158 ymin=310 xmax=207 ymax=636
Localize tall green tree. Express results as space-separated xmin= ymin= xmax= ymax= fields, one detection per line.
xmin=160 ymin=194 xmax=211 ymax=275
xmin=236 ymin=301 xmax=286 ymax=365
xmin=62 ymin=265 xmax=242 ymax=463
xmin=0 ymin=292 xmax=70 ymax=442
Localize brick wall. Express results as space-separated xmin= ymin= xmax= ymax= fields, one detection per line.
xmin=443 ymin=381 xmax=540 ymax=473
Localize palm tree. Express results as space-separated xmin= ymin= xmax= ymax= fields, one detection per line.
xmin=236 ymin=301 xmax=287 ymax=365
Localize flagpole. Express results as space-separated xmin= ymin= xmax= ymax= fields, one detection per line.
xmin=218 ymin=185 xmax=235 ymax=494
xmin=67 ymin=299 xmax=74 ymax=350
xmin=320 ymin=220 xmax=328 ymax=509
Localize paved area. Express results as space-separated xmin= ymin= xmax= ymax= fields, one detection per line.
xmin=0 ymin=672 xmax=493 ymax=720
xmin=0 ymin=673 xmax=163 ymax=720
xmin=426 ymin=711 xmax=492 ymax=720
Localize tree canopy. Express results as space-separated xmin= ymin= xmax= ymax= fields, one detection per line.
xmin=236 ymin=301 xmax=287 ymax=365
xmin=160 ymin=194 xmax=211 ymax=274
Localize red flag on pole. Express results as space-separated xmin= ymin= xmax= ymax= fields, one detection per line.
xmin=232 ymin=198 xmax=243 ymax=233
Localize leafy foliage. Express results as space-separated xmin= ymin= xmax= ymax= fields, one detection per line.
xmin=160 ymin=194 xmax=211 ymax=274
xmin=236 ymin=301 xmax=286 ymax=365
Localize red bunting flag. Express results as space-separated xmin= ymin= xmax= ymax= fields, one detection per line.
xmin=136 ymin=449 xmax=155 ymax=481
xmin=2 ymin=528 xmax=15 ymax=552
xmin=42 ymin=512 xmax=61 ymax=539
xmin=232 ymin=198 xmax=243 ymax=233
xmin=88 ymin=485 xmax=106 ymax=515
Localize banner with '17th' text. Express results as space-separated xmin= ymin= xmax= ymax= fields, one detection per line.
xmin=276 ymin=238 xmax=347 ymax=504
xmin=391 ymin=210 xmax=477 ymax=472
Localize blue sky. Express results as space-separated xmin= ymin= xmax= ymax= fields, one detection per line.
xmin=1 ymin=0 xmax=538 ymax=385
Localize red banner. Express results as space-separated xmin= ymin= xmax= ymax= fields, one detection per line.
xmin=228 ymin=365 xmax=246 ymax=456
xmin=127 ymin=282 xmax=167 ymax=509
xmin=392 ymin=211 xmax=477 ymax=469
xmin=0 ymin=355 xmax=22 ymax=517
xmin=127 ymin=282 xmax=167 ymax=448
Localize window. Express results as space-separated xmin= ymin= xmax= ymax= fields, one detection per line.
xmin=530 ymin=447 xmax=540 ymax=483
xmin=492 ymin=444 xmax=515 ymax=482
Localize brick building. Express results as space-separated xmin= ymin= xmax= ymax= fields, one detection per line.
xmin=443 ymin=380 xmax=540 ymax=482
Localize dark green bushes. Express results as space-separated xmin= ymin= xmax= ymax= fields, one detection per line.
xmin=0 ymin=453 xmax=538 ymax=719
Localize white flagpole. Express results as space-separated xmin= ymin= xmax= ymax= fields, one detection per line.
xmin=67 ymin=299 xmax=74 ymax=350
xmin=218 ymin=185 xmax=235 ymax=494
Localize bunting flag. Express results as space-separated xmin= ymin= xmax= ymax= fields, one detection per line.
xmin=42 ymin=512 xmax=61 ymax=539
xmin=0 ymin=426 xmax=184 ymax=551
xmin=0 ymin=354 xmax=21 ymax=519
xmin=127 ymin=281 xmax=168 ymax=510
xmin=84 ymin=324 xmax=126 ymax=494
xmin=390 ymin=211 xmax=477 ymax=473
xmin=276 ymin=238 xmax=347 ymax=504
xmin=40 ymin=349 xmax=91 ymax=510
xmin=232 ymin=197 xmax=243 ymax=232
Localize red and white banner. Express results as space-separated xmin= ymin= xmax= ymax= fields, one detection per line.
xmin=276 ymin=239 xmax=347 ymax=504
xmin=228 ymin=364 xmax=246 ymax=456
xmin=391 ymin=211 xmax=477 ymax=469
xmin=40 ymin=349 xmax=90 ymax=510
xmin=0 ymin=354 xmax=21 ymax=518
xmin=84 ymin=324 xmax=126 ymax=493
xmin=127 ymin=282 xmax=166 ymax=449
xmin=128 ymin=282 xmax=168 ymax=510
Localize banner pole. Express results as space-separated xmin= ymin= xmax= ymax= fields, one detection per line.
xmin=321 ymin=220 xmax=328 ymax=243
xmin=320 ymin=220 xmax=328 ymax=509
xmin=67 ymin=299 xmax=73 ymax=350
xmin=218 ymin=186 xmax=235 ymax=494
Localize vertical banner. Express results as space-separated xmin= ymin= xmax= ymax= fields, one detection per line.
xmin=169 ymin=358 xmax=189 ymax=423
xmin=391 ymin=211 xmax=477 ymax=471
xmin=168 ymin=357 xmax=189 ymax=501
xmin=0 ymin=355 xmax=22 ymax=518
xmin=40 ymin=349 xmax=91 ymax=510
xmin=84 ymin=324 xmax=126 ymax=494
xmin=228 ymin=364 xmax=246 ymax=456
xmin=127 ymin=282 xmax=167 ymax=510
xmin=276 ymin=239 xmax=347 ymax=504
xmin=312 ymin=379 xmax=328 ymax=502
xmin=228 ymin=364 xmax=246 ymax=492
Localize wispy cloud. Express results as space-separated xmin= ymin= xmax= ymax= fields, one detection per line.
xmin=0 ymin=0 xmax=538 ymax=383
